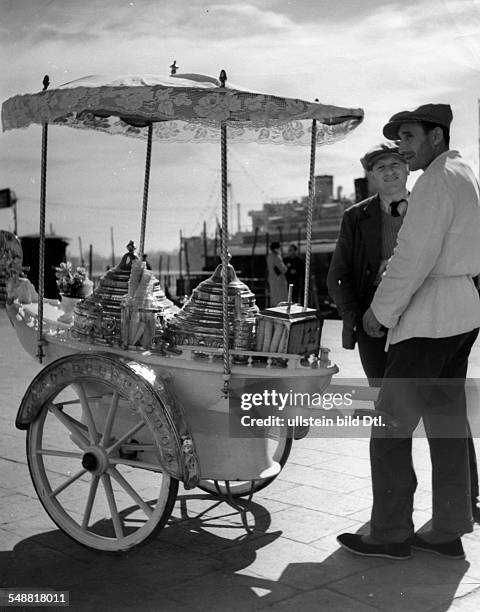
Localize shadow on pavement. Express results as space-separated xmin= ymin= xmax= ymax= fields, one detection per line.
xmin=0 ymin=493 xmax=286 ymax=611
xmin=0 ymin=496 xmax=471 ymax=612
xmin=263 ymin=522 xmax=471 ymax=612
xmin=272 ymin=554 xmax=470 ymax=610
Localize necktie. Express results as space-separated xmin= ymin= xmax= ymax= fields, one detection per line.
xmin=390 ymin=199 xmax=407 ymax=217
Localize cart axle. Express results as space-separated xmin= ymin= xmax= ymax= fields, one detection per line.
xmin=81 ymin=448 xmax=109 ymax=475
xmin=81 ymin=452 xmax=98 ymax=472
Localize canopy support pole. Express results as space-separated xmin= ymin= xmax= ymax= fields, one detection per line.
xmin=303 ymin=119 xmax=317 ymax=310
xmin=139 ymin=122 xmax=153 ymax=256
xmin=220 ymin=120 xmax=231 ymax=396
xmin=36 ymin=121 xmax=48 ymax=363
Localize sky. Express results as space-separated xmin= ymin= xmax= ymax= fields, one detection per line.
xmin=1 ymin=0 xmax=480 ymax=257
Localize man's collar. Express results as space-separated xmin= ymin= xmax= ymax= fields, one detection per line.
xmin=424 ymin=149 xmax=458 ymax=172
xmin=379 ymin=191 xmax=409 ymax=215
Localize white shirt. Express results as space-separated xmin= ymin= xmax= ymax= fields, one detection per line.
xmin=371 ymin=150 xmax=480 ymax=344
xmin=379 ymin=191 xmax=409 ymax=215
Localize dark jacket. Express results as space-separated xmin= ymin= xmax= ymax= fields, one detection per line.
xmin=326 ymin=194 xmax=382 ymax=349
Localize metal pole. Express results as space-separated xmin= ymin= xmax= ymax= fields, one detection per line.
xmin=303 ymin=119 xmax=317 ymax=309
xmin=36 ymin=76 xmax=51 ymax=363
xmin=139 ymin=122 xmax=153 ymax=256
xmin=37 ymin=121 xmax=48 ymax=363
xmin=217 ymin=69 xmax=231 ymax=395
xmin=220 ymin=120 xmax=231 ymax=395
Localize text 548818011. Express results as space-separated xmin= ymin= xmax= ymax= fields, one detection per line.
xmin=0 ymin=590 xmax=69 ymax=607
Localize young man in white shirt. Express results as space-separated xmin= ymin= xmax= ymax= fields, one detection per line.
xmin=338 ymin=104 xmax=480 ymax=560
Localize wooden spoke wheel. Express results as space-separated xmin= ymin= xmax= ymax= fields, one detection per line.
xmin=25 ymin=357 xmax=178 ymax=552
xmin=197 ymin=426 xmax=292 ymax=498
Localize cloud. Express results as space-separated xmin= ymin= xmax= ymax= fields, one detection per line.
xmin=28 ymin=24 xmax=100 ymax=45
xmin=2 ymin=0 xmax=480 ymax=253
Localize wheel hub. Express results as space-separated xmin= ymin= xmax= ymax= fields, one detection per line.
xmin=81 ymin=447 xmax=108 ymax=475
xmin=81 ymin=452 xmax=97 ymax=471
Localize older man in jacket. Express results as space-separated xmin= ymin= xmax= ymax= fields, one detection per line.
xmin=337 ymin=104 xmax=480 ymax=561
xmin=327 ymin=142 xmax=409 ymax=385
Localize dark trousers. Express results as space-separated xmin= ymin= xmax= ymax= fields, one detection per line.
xmin=356 ymin=326 xmax=479 ymax=505
xmin=356 ymin=327 xmax=389 ymax=386
xmin=369 ymin=330 xmax=479 ymax=542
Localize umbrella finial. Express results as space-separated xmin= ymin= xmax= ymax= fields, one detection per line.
xmin=42 ymin=75 xmax=50 ymax=91
xmin=170 ymin=60 xmax=178 ymax=75
xmin=219 ymin=70 xmax=227 ymax=87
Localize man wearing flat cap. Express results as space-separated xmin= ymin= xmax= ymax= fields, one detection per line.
xmin=338 ymin=104 xmax=480 ymax=561
xmin=327 ymin=142 xmax=409 ymax=383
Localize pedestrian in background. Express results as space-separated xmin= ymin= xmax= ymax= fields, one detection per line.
xmin=266 ymin=241 xmax=288 ymax=306
xmin=284 ymin=244 xmax=305 ymax=304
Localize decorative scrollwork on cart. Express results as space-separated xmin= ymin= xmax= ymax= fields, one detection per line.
xmin=0 ymin=230 xmax=29 ymax=304
xmin=70 ymin=300 xmax=118 ymax=344
xmin=16 ymin=353 xmax=201 ymax=488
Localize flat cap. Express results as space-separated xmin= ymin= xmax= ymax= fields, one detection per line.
xmin=360 ymin=142 xmax=405 ymax=171
xmin=383 ymin=103 xmax=453 ymax=140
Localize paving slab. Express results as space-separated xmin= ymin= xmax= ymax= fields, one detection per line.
xmin=264 ymin=505 xmax=361 ymax=545
xmin=330 ymin=557 xmax=480 ymax=612
xmin=161 ymin=570 xmax=301 ymax=610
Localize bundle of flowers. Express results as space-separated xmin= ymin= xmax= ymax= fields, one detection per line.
xmin=55 ymin=262 xmax=92 ymax=298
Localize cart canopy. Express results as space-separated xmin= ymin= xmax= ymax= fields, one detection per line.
xmin=2 ymin=73 xmax=364 ymax=146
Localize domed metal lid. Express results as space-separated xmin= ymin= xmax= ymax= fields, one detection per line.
xmin=193 ymin=263 xmax=255 ymax=302
xmin=166 ymin=263 xmax=258 ymax=347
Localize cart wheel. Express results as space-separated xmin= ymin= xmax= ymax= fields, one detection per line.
xmin=26 ymin=366 xmax=178 ymax=553
xmin=197 ymin=426 xmax=292 ymax=498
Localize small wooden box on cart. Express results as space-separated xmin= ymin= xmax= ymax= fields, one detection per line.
xmin=255 ymin=302 xmax=323 ymax=355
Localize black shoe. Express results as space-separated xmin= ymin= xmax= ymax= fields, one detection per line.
xmin=410 ymin=533 xmax=465 ymax=560
xmin=336 ymin=533 xmax=412 ymax=560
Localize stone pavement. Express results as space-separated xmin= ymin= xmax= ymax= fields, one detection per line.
xmin=1 ymin=308 xmax=480 ymax=611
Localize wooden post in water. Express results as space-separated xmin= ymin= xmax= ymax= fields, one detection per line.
xmin=110 ymin=226 xmax=115 ymax=267
xmin=158 ymin=254 xmax=163 ymax=284
xmin=88 ymin=244 xmax=93 ymax=278
xmin=78 ymin=236 xmax=85 ymax=267
xmin=203 ymin=221 xmax=208 ymax=268
xmin=178 ymin=230 xmax=183 ymax=297
xmin=184 ymin=237 xmax=191 ymax=295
